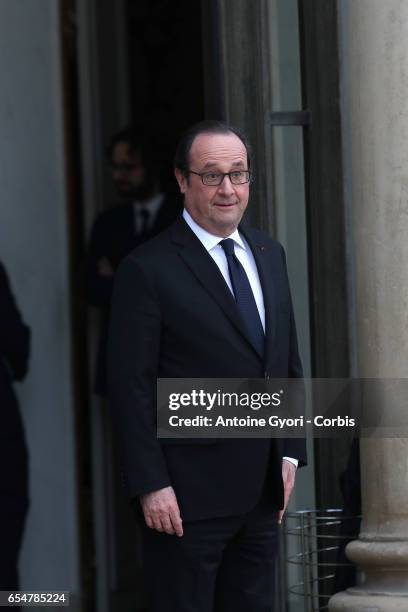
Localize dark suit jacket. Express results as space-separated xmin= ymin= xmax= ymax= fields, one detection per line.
xmin=84 ymin=195 xmax=181 ymax=394
xmin=0 ymin=262 xmax=30 ymax=498
xmin=108 ymin=217 xmax=307 ymax=522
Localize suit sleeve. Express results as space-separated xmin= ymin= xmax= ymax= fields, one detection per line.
xmin=107 ymin=256 xmax=171 ymax=498
xmin=0 ymin=263 xmax=30 ymax=381
xmin=279 ymin=245 xmax=307 ymax=468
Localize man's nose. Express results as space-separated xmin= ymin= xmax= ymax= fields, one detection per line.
xmin=217 ymin=175 xmax=235 ymax=195
xmin=113 ymin=168 xmax=127 ymax=179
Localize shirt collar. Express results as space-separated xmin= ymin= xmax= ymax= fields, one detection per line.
xmin=182 ymin=208 xmax=247 ymax=252
xmin=133 ymin=193 xmax=164 ymax=217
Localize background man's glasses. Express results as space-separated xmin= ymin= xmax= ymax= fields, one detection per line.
xmin=110 ymin=162 xmax=141 ymax=174
xmin=188 ymin=170 xmax=251 ymax=186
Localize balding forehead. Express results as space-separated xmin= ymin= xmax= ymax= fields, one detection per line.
xmin=190 ymin=132 xmax=247 ymax=165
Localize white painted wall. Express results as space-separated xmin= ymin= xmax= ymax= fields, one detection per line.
xmin=0 ymin=0 xmax=80 ymax=601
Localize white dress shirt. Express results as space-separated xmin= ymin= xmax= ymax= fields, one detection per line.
xmin=182 ymin=209 xmax=298 ymax=469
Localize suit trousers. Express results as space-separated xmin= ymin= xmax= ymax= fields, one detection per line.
xmin=142 ymin=492 xmax=279 ymax=612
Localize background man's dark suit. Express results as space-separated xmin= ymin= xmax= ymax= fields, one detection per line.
xmin=0 ymin=262 xmax=30 ymax=592
xmin=109 ymin=218 xmax=306 ymax=519
xmin=85 ymin=197 xmax=179 ymax=394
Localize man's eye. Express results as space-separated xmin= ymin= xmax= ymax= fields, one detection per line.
xmin=206 ymin=173 xmax=221 ymax=180
xmin=231 ymin=171 xmax=243 ymax=179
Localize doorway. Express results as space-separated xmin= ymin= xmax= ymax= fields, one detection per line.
xmin=75 ymin=1 xmax=205 ymax=610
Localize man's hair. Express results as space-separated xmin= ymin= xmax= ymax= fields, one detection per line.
xmin=174 ymin=120 xmax=252 ymax=178
xmin=106 ymin=125 xmax=155 ymax=172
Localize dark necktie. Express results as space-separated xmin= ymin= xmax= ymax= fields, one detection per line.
xmin=139 ymin=208 xmax=150 ymax=237
xmin=220 ymin=238 xmax=265 ymax=358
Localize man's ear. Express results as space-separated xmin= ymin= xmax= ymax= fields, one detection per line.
xmin=175 ymin=168 xmax=187 ymax=194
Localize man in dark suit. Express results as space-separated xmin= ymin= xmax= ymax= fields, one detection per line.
xmin=85 ymin=126 xmax=180 ymax=395
xmin=0 ymin=261 xmax=30 ymax=596
xmin=108 ymin=120 xmax=306 ymax=611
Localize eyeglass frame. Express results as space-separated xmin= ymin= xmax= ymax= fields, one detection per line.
xmin=187 ymin=169 xmax=252 ymax=186
xmin=109 ymin=162 xmax=143 ymax=174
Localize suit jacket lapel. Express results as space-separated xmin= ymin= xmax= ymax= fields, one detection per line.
xmin=170 ymin=218 xmax=263 ymax=360
xmin=239 ymin=226 xmax=277 ymax=368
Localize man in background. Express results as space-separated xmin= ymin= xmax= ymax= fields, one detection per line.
xmin=0 ymin=261 xmax=30 ymax=601
xmin=84 ymin=125 xmax=180 ymax=395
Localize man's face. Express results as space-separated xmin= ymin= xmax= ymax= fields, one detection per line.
xmin=110 ymin=141 xmax=146 ymax=199
xmin=175 ymin=132 xmax=250 ymax=237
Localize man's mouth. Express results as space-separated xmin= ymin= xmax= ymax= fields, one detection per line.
xmin=214 ymin=202 xmax=236 ymax=208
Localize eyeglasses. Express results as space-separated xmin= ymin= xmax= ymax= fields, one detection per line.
xmin=110 ymin=162 xmax=141 ymax=174
xmin=188 ymin=170 xmax=251 ymax=186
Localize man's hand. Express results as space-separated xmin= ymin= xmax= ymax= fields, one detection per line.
xmin=140 ymin=486 xmax=183 ymax=537
xmin=278 ymin=460 xmax=297 ymax=525
xmin=98 ymin=257 xmax=114 ymax=277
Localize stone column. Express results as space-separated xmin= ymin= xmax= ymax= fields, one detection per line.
xmin=210 ymin=0 xmax=276 ymax=232
xmin=330 ymin=1 xmax=408 ymax=610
